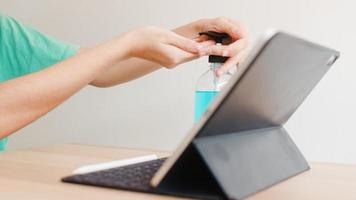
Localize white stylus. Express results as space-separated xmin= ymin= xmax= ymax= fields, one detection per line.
xmin=72 ymin=154 xmax=158 ymax=174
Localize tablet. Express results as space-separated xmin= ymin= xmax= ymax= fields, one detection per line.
xmin=151 ymin=30 xmax=339 ymax=186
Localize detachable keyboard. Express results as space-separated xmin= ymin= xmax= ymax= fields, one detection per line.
xmin=62 ymin=158 xmax=167 ymax=192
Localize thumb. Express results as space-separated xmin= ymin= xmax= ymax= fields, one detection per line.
xmin=216 ymin=50 xmax=247 ymax=76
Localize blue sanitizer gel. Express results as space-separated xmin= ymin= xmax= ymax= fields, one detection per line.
xmin=194 ymin=91 xmax=219 ymax=121
xmin=0 ymin=137 xmax=8 ymax=151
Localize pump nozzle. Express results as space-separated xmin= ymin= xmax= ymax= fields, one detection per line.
xmin=199 ymin=31 xmax=231 ymax=63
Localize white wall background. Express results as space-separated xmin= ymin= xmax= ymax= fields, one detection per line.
xmin=1 ymin=0 xmax=356 ymax=164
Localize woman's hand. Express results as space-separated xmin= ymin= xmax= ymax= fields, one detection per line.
xmin=122 ymin=26 xmax=212 ymax=68
xmin=174 ymin=17 xmax=249 ymax=76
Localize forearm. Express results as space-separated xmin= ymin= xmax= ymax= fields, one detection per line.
xmin=90 ymin=57 xmax=161 ymax=87
xmin=0 ymin=37 xmax=128 ymax=138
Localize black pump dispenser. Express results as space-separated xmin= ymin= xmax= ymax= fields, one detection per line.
xmin=199 ymin=31 xmax=230 ymax=63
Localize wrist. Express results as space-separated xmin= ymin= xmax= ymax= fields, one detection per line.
xmin=110 ymin=35 xmax=132 ymax=61
xmin=115 ymin=31 xmax=143 ymax=60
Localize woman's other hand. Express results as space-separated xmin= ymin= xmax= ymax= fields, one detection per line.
xmin=174 ymin=17 xmax=249 ymax=76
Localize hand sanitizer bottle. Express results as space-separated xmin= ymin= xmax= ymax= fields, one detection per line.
xmin=194 ymin=31 xmax=232 ymax=121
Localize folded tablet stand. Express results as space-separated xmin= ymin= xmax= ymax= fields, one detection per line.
xmin=155 ymin=126 xmax=309 ymax=200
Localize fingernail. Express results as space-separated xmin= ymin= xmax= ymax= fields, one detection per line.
xmin=222 ymin=50 xmax=229 ymax=57
xmin=216 ymin=70 xmax=223 ymax=76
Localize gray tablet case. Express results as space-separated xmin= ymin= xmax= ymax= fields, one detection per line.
xmin=155 ymin=31 xmax=339 ymax=199
xmin=62 ymin=32 xmax=339 ymax=200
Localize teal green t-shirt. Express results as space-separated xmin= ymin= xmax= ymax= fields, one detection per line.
xmin=0 ymin=14 xmax=79 ymax=151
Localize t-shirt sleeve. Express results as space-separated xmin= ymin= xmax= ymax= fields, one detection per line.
xmin=0 ymin=14 xmax=80 ymax=79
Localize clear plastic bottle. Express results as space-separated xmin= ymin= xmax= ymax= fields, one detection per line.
xmin=194 ymin=31 xmax=232 ymax=121
xmin=195 ymin=63 xmax=232 ymax=121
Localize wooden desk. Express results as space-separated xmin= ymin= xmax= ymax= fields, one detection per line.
xmin=0 ymin=144 xmax=355 ymax=200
